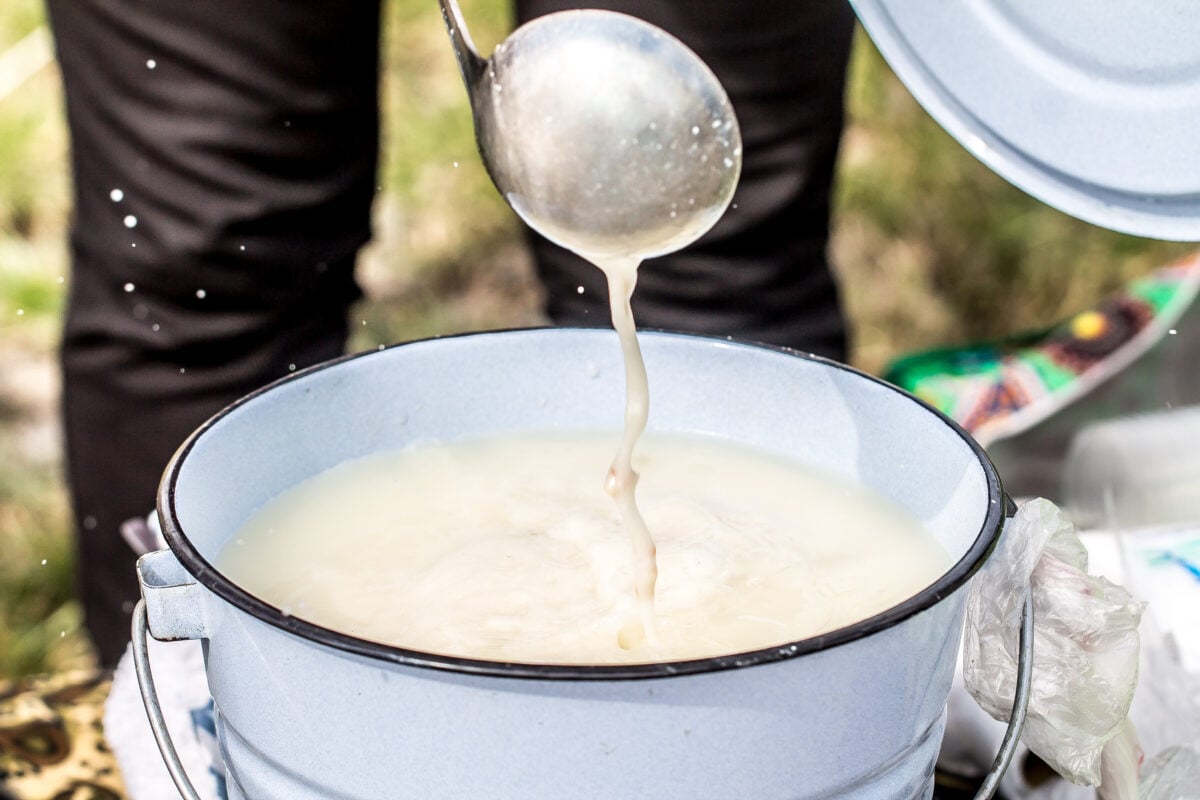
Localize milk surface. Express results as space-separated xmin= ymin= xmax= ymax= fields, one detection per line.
xmin=217 ymin=431 xmax=950 ymax=664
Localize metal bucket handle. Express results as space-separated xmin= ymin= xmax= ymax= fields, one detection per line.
xmin=131 ymin=581 xmax=1034 ymax=800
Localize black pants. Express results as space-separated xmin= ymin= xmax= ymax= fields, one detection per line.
xmin=48 ymin=0 xmax=854 ymax=667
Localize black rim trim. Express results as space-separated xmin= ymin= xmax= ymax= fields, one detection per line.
xmin=159 ymin=327 xmax=1008 ymax=681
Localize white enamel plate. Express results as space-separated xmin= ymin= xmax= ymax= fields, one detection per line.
xmin=852 ymin=0 xmax=1200 ymax=241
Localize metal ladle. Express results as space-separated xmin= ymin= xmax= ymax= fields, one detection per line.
xmin=439 ymin=1 xmax=742 ymax=261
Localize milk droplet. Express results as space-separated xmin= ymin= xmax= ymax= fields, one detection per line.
xmin=586 ymin=361 xmax=600 ymax=378
xmin=377 ymin=344 xmax=385 ymax=351
xmin=196 ymin=289 xmax=207 ymax=299
xmin=691 ymin=125 xmax=700 ymax=135
xmin=124 ymin=282 xmax=135 ymax=293
xmin=83 ymin=516 xmax=98 ymax=530
xmin=146 ymin=59 xmax=157 ymax=69
xmin=288 ymin=363 xmax=296 ymax=371
xmin=179 ymin=367 xmax=187 ymax=374
xmin=284 ymin=120 xmax=292 ymax=128
xmin=1169 ymin=329 xmax=1178 ymax=335
xmin=453 ymin=161 xmax=459 ymax=168
xmin=41 ymin=559 xmax=46 ymax=565
xmin=56 ymin=276 xmax=65 ymax=284
xmin=124 ymin=215 xmax=138 ymax=228
xmin=576 ymin=285 xmax=586 ymax=295
xmin=110 ymin=189 xmax=124 ymax=202
xmin=151 ymin=323 xmax=160 ymax=331
xmin=239 ymin=245 xmax=246 ymax=251
xmin=16 ymin=309 xmax=24 ymax=316
xmin=711 ymin=119 xmax=721 ymax=128
xmin=723 ymin=157 xmax=734 ymax=168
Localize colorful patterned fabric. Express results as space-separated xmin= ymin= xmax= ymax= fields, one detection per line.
xmin=885 ymin=253 xmax=1200 ymax=446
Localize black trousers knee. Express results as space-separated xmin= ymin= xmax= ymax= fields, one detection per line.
xmin=48 ymin=0 xmax=380 ymax=666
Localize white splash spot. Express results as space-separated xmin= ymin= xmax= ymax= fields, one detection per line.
xmin=179 ymin=367 xmax=187 ymax=374
xmin=146 ymin=59 xmax=157 ymax=69
xmin=16 ymin=309 xmax=23 ymax=316
xmin=56 ymin=276 xmax=65 ymax=284
xmin=110 ymin=188 xmax=124 ymax=202
xmin=41 ymin=559 xmax=47 ymax=565
xmin=239 ymin=245 xmax=246 ymax=251
xmin=288 ymin=363 xmax=297 ymax=371
xmin=691 ymin=125 xmax=700 ymax=135
xmin=576 ymin=285 xmax=585 ymax=294
xmin=124 ymin=214 xmax=138 ymax=228
xmin=83 ymin=515 xmax=98 ymax=530
xmin=124 ymin=282 xmax=135 ymax=293
xmin=453 ymin=161 xmax=459 ymax=168
xmin=1169 ymin=329 xmax=1178 ymax=335
xmin=284 ymin=120 xmax=292 ymax=128
xmin=151 ymin=323 xmax=160 ymax=331
xmin=196 ymin=289 xmax=207 ymax=299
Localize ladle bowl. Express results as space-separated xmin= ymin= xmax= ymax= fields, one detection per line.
xmin=440 ymin=3 xmax=742 ymax=259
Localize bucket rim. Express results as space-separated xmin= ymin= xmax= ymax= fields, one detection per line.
xmin=158 ymin=327 xmax=1008 ymax=681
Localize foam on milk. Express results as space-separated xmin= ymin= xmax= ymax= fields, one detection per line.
xmin=217 ymin=431 xmax=950 ymax=664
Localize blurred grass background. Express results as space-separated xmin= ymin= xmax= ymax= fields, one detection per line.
xmin=0 ymin=0 xmax=1193 ymax=679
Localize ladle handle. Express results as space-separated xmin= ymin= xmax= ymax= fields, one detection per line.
xmin=132 ymin=599 xmax=205 ymax=800
xmin=972 ymin=587 xmax=1035 ymax=800
xmin=438 ymin=0 xmax=487 ymax=87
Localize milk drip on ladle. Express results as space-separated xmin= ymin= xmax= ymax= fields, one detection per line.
xmin=439 ymin=0 xmax=742 ymax=644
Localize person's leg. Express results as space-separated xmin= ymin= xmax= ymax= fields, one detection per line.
xmin=514 ymin=0 xmax=854 ymax=360
xmin=46 ymin=0 xmax=381 ymax=666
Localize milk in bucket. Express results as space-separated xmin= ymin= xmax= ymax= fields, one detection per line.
xmin=217 ymin=430 xmax=951 ymax=664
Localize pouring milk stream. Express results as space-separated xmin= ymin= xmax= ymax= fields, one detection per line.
xmin=435 ymin=4 xmax=744 ymax=642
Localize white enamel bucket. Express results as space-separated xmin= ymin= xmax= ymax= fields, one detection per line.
xmin=134 ymin=329 xmax=1028 ymax=799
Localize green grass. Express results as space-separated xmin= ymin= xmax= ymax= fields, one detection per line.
xmin=0 ymin=4 xmax=1195 ymax=679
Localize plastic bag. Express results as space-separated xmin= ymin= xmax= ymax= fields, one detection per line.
xmin=963 ymin=498 xmax=1146 ymax=789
